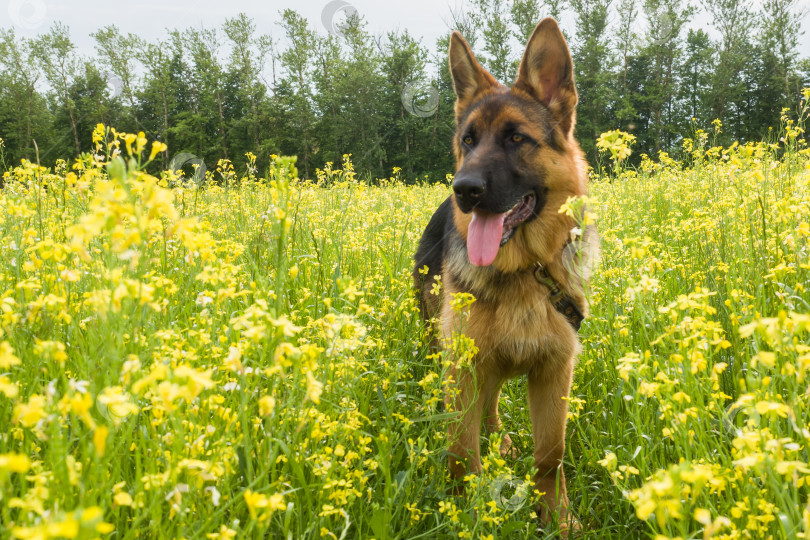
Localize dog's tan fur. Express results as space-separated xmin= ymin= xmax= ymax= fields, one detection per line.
xmin=414 ymin=18 xmax=598 ymax=529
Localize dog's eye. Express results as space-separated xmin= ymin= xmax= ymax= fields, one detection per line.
xmin=510 ymin=133 xmax=524 ymax=143
xmin=462 ymin=135 xmax=474 ymax=146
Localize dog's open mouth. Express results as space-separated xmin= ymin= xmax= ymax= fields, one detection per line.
xmin=500 ymin=193 xmax=536 ymax=246
xmin=467 ymin=193 xmax=536 ymax=266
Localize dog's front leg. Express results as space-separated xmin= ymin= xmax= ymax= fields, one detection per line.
xmin=445 ymin=365 xmax=501 ymax=484
xmin=527 ymin=360 xmax=574 ymax=528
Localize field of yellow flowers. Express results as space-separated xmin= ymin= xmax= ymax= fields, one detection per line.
xmin=0 ymin=95 xmax=809 ymax=539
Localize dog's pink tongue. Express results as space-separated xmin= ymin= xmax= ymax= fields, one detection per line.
xmin=467 ymin=210 xmax=506 ymax=266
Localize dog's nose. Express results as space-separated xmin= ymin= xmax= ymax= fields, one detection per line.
xmin=453 ymin=175 xmax=485 ymax=201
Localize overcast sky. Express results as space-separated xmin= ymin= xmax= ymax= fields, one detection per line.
xmin=4 ymin=0 xmax=810 ymax=70
xmin=5 ymin=0 xmax=458 ymax=55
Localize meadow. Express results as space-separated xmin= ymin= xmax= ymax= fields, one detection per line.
xmin=0 ymin=93 xmax=809 ymax=539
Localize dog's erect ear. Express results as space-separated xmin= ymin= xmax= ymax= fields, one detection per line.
xmin=449 ymin=31 xmax=499 ymax=111
xmin=514 ymin=18 xmax=577 ymax=136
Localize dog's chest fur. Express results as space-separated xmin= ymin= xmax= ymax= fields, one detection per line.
xmin=441 ymin=234 xmax=578 ymax=377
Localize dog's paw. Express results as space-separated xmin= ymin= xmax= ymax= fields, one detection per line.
xmin=558 ymin=514 xmax=583 ymax=538
xmin=499 ymin=433 xmax=519 ymax=459
xmin=535 ymin=505 xmax=582 ymax=538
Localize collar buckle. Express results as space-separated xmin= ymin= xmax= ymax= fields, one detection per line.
xmin=533 ymin=262 xmax=584 ymax=332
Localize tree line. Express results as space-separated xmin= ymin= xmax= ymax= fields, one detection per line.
xmin=0 ymin=0 xmax=807 ymax=182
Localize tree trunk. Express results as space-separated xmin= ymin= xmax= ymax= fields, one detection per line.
xmin=401 ymin=105 xmax=412 ymax=178
xmin=26 ymin=89 xmax=33 ymax=157
xmin=216 ymin=89 xmax=228 ymax=160
xmin=69 ymin=107 xmax=80 ymax=156
xmin=162 ymin=88 xmax=169 ymax=169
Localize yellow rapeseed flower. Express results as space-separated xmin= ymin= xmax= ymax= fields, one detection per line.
xmin=0 ymin=453 xmax=31 ymax=473
xmin=14 ymin=394 xmax=48 ymax=428
xmin=114 ymin=491 xmax=134 ymax=507
xmin=259 ymin=396 xmax=276 ymax=417
xmin=0 ymin=375 xmax=19 ymax=398
xmin=93 ymin=426 xmax=108 ymax=457
xmin=0 ymin=341 xmax=20 ymax=368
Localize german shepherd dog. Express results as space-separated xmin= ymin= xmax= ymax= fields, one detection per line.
xmin=413 ymin=18 xmax=598 ymax=529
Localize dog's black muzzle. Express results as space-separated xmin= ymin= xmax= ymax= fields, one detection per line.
xmin=452 ymin=174 xmax=485 ymax=213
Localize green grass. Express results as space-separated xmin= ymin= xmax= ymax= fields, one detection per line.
xmin=0 ymin=111 xmax=809 ymax=539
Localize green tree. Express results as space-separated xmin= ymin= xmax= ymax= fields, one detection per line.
xmin=223 ymin=13 xmax=273 ymax=163
xmin=570 ymin=0 xmax=615 ymax=159
xmin=279 ymin=9 xmax=317 ymax=179
xmin=702 ymin=0 xmax=753 ymax=140
xmin=637 ymin=0 xmax=691 ymax=153
xmin=470 ymin=0 xmax=513 ymax=82
xmin=428 ymin=33 xmax=458 ymax=180
xmin=0 ymin=6 xmax=808 ymax=177
xmin=614 ymin=0 xmax=639 ymax=128
xmin=677 ymin=29 xmax=715 ymax=126
xmin=380 ymin=30 xmax=431 ymax=179
xmin=546 ymin=0 xmax=568 ymax=21
xmin=754 ymin=0 xmax=807 ymax=132
xmin=312 ymin=32 xmax=345 ymax=167
xmin=184 ymin=27 xmax=230 ymax=163
xmin=0 ymin=29 xmax=50 ymax=163
xmin=510 ymin=0 xmax=542 ymax=43
xmin=447 ymin=5 xmax=483 ymax=49
xmin=92 ymin=26 xmax=143 ymax=130
xmin=81 ymin=62 xmax=121 ymax=128
xmin=334 ymin=13 xmax=387 ymax=177
xmin=36 ymin=23 xmax=83 ymax=157
xmin=60 ymin=62 xmax=125 ymax=156
xmin=138 ymin=38 xmax=179 ymax=169
xmin=798 ymin=58 xmax=810 ymax=91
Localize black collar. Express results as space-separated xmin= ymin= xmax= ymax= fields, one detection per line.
xmin=533 ymin=262 xmax=584 ymax=332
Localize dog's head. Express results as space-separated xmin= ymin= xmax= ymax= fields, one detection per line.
xmin=449 ymin=19 xmax=588 ymax=271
